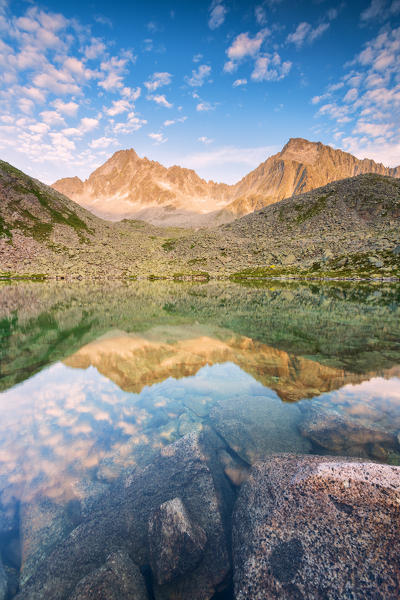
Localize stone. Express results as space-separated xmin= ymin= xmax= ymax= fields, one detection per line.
xmin=148 ymin=497 xmax=207 ymax=585
xmin=233 ymin=454 xmax=400 ymax=600
xmin=322 ymin=249 xmax=333 ymax=261
xmin=392 ymin=245 xmax=400 ymax=256
xmin=210 ymin=394 xmax=311 ymax=465
xmin=218 ymin=450 xmax=250 ymax=487
xmin=368 ymin=255 xmax=384 ymax=268
xmin=16 ymin=430 xmax=234 ymax=600
xmin=299 ymin=402 xmax=398 ymax=460
xmin=69 ymin=550 xmax=148 ymax=600
xmin=0 ymin=559 xmax=7 ymax=600
xmin=19 ymin=478 xmax=107 ymax=586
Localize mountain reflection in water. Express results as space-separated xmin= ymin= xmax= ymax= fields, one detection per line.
xmin=0 ymin=280 xmax=400 ymax=516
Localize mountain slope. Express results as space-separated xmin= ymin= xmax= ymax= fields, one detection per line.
xmin=222 ymin=137 xmax=400 ymax=218
xmin=1 ymin=160 xmax=399 ymax=279
xmin=52 ymin=139 xmax=400 ymax=226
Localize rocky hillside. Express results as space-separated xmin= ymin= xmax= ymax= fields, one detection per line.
xmin=52 ymin=138 xmax=400 ymax=227
xmin=1 ymin=160 xmax=399 ymax=279
xmin=52 ymin=148 xmax=231 ymax=227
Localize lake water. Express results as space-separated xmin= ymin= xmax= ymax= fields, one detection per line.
xmin=1 ymin=280 xmax=400 ymax=594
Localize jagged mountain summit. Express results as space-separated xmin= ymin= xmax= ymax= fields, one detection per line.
xmin=52 ymin=138 xmax=400 ymax=227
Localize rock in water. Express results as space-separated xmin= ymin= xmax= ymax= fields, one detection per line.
xmin=210 ymin=394 xmax=311 ymax=464
xmin=16 ymin=430 xmax=233 ymax=600
xmin=299 ymin=402 xmax=398 ymax=460
xmin=148 ymin=497 xmax=207 ymax=585
xmin=0 ymin=559 xmax=7 ymax=600
xmin=233 ymin=454 xmax=400 ymax=600
xmin=69 ymin=550 xmax=148 ymax=600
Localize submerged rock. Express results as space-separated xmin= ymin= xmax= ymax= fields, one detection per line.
xmin=210 ymin=394 xmax=311 ymax=464
xmin=233 ymin=454 xmax=400 ymax=599
xmin=148 ymin=497 xmax=207 ymax=585
xmin=0 ymin=559 xmax=7 ymax=600
xmin=16 ymin=430 xmax=234 ymax=600
xmin=299 ymin=402 xmax=398 ymax=460
xmin=69 ymin=550 xmax=148 ymax=600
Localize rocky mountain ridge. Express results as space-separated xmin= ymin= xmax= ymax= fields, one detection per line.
xmin=52 ymin=138 xmax=400 ymax=227
xmin=1 ymin=159 xmax=399 ymax=279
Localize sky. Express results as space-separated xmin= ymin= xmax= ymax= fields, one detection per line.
xmin=0 ymin=0 xmax=399 ymax=184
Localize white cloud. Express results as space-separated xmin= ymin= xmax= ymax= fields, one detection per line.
xmin=225 ymin=30 xmax=268 ymax=70
xmin=89 ymin=136 xmax=117 ymax=149
xmin=40 ymin=110 xmax=66 ymax=126
xmin=252 ymin=53 xmax=292 ymax=81
xmin=84 ymin=39 xmax=106 ymax=60
xmin=193 ymin=53 xmax=203 ymax=63
xmin=186 ymin=64 xmax=211 ymax=87
xmin=18 ymin=98 xmax=34 ymax=114
xmin=198 ymin=136 xmax=213 ymax=144
xmin=29 ymin=121 xmax=49 ymax=135
xmin=233 ymin=78 xmax=247 ymax=87
xmin=360 ymin=0 xmax=386 ymax=21
xmin=255 ymin=6 xmax=267 ymax=26
xmin=52 ymin=99 xmax=79 ymax=116
xmin=112 ymin=113 xmax=147 ymax=134
xmin=343 ymin=88 xmax=358 ymax=102
xmin=208 ymin=1 xmax=228 ymax=30
xmin=147 ymin=94 xmax=173 ymax=108
xmin=353 ymin=121 xmax=393 ymax=137
xmin=177 ymin=144 xmax=278 ymax=174
xmin=144 ymin=72 xmax=172 ymax=91
xmin=105 ymin=99 xmax=130 ymax=116
xmin=196 ymin=101 xmax=216 ymax=112
xmin=163 ymin=116 xmax=187 ymax=126
xmin=80 ymin=117 xmax=99 ymax=132
xmin=287 ymin=21 xmax=330 ymax=48
xmin=148 ymin=132 xmax=167 ymax=144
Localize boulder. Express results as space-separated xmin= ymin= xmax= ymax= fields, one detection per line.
xmin=233 ymin=454 xmax=400 ymax=599
xmin=20 ymin=479 xmax=108 ymax=585
xmin=69 ymin=550 xmax=148 ymax=600
xmin=16 ymin=430 xmax=234 ymax=600
xmin=148 ymin=497 xmax=207 ymax=585
xmin=299 ymin=402 xmax=398 ymax=460
xmin=210 ymin=394 xmax=311 ymax=465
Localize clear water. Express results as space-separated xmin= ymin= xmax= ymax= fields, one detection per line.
xmin=0 ymin=280 xmax=400 ymax=583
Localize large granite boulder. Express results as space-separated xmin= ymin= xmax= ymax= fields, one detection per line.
xmin=148 ymin=497 xmax=207 ymax=585
xmin=16 ymin=429 xmax=234 ymax=600
xmin=233 ymin=454 xmax=400 ymax=599
xmin=210 ymin=394 xmax=311 ymax=464
xmin=69 ymin=550 xmax=148 ymax=600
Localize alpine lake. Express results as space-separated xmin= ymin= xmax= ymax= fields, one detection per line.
xmin=1 ymin=279 xmax=400 ymax=598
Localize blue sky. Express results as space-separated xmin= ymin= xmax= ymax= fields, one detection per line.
xmin=0 ymin=0 xmax=399 ymax=184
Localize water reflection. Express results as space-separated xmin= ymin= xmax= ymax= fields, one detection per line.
xmin=1 ymin=280 xmax=400 ymax=575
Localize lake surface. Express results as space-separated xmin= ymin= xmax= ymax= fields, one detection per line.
xmin=1 ymin=280 xmax=400 ymax=589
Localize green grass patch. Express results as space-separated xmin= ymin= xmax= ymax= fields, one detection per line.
xmin=161 ymin=238 xmax=178 ymax=252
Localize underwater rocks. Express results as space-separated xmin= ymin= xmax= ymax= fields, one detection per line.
xmin=69 ymin=551 xmax=148 ymax=600
xmin=233 ymin=454 xmax=400 ymax=600
xmin=148 ymin=497 xmax=207 ymax=585
xmin=0 ymin=559 xmax=7 ymax=600
xmin=210 ymin=394 xmax=311 ymax=464
xmin=299 ymin=402 xmax=399 ymax=460
xmin=15 ymin=430 xmax=234 ymax=600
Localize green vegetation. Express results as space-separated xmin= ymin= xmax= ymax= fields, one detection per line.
xmin=161 ymin=238 xmax=178 ymax=252
xmin=0 ymin=214 xmax=12 ymax=242
xmin=294 ymin=192 xmax=333 ymax=223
